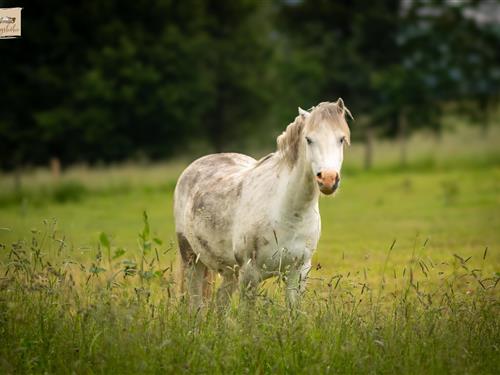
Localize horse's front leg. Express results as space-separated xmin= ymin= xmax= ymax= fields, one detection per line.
xmin=216 ymin=271 xmax=238 ymax=307
xmin=285 ymin=260 xmax=311 ymax=307
xmin=238 ymin=262 xmax=261 ymax=303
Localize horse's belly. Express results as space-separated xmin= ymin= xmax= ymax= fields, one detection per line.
xmin=191 ymin=234 xmax=237 ymax=272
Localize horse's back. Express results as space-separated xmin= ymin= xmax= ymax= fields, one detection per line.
xmin=174 ymin=153 xmax=255 ymax=209
xmin=174 ymin=153 xmax=255 ymax=269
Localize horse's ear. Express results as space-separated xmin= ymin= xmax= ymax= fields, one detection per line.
xmin=336 ymin=98 xmax=354 ymax=120
xmin=298 ymin=107 xmax=310 ymax=118
xmin=336 ymin=98 xmax=345 ymax=115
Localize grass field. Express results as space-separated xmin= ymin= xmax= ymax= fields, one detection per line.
xmin=0 ymin=126 xmax=499 ymax=373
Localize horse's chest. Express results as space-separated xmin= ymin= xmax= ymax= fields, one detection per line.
xmin=264 ymin=222 xmax=317 ymax=263
xmin=235 ymin=211 xmax=320 ymax=271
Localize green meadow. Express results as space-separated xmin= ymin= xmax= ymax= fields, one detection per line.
xmin=0 ymin=126 xmax=499 ymax=373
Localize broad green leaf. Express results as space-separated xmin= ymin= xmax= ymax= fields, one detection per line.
xmin=99 ymin=232 xmax=110 ymax=249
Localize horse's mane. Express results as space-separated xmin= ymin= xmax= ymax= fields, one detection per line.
xmin=276 ymin=100 xmax=352 ymax=167
xmin=276 ymin=114 xmax=305 ymax=167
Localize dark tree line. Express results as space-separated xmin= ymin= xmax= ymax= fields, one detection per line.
xmin=0 ymin=0 xmax=498 ymax=170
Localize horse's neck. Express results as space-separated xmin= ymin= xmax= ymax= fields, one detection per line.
xmin=277 ymin=154 xmax=319 ymax=218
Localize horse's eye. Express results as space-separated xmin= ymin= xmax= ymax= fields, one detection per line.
xmin=340 ymin=136 xmax=345 ymax=145
xmin=305 ymin=137 xmax=312 ymax=145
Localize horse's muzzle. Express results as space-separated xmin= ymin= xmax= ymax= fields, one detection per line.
xmin=316 ymin=170 xmax=340 ymax=195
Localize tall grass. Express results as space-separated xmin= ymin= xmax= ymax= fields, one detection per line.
xmin=1 ymin=215 xmax=498 ymax=374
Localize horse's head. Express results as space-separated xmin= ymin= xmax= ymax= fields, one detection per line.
xmin=300 ymin=99 xmax=352 ymax=195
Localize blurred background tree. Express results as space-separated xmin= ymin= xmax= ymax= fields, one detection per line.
xmin=0 ymin=0 xmax=498 ymax=170
xmin=277 ymin=0 xmax=401 ymax=168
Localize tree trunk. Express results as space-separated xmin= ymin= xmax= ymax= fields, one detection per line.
xmin=364 ymin=125 xmax=374 ymax=170
xmin=50 ymin=157 xmax=61 ymax=181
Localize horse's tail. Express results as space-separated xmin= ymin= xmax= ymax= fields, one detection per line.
xmin=175 ymin=232 xmax=215 ymax=301
xmin=174 ymin=253 xmax=185 ymax=295
xmin=175 ymin=232 xmax=194 ymax=295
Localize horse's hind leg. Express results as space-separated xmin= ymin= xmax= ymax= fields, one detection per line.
xmin=177 ymin=233 xmax=207 ymax=308
xmin=184 ymin=261 xmax=209 ymax=308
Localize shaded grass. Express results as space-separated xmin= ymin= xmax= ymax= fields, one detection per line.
xmin=0 ymin=179 xmax=179 ymax=208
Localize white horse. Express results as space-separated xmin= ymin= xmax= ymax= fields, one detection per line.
xmin=174 ymin=99 xmax=351 ymax=307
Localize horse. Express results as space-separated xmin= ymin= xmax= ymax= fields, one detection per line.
xmin=174 ymin=99 xmax=352 ymax=307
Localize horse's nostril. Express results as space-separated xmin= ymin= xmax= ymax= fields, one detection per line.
xmin=316 ymin=172 xmax=322 ymax=179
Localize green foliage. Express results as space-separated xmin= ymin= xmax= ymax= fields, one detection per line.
xmin=0 ymin=0 xmax=274 ymax=167
xmin=1 ymin=1 xmax=499 ymax=168
xmin=99 ymin=232 xmax=111 ymax=250
xmin=112 ymin=247 xmax=126 ymax=260
xmin=278 ymin=0 xmax=500 ymax=137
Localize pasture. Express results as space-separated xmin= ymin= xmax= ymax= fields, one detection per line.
xmin=0 ymin=126 xmax=499 ymax=373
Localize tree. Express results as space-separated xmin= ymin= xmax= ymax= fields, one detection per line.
xmin=277 ymin=0 xmax=500 ymax=167
xmin=277 ymin=0 xmax=400 ymax=168
xmin=0 ymin=0 xmax=275 ymax=168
